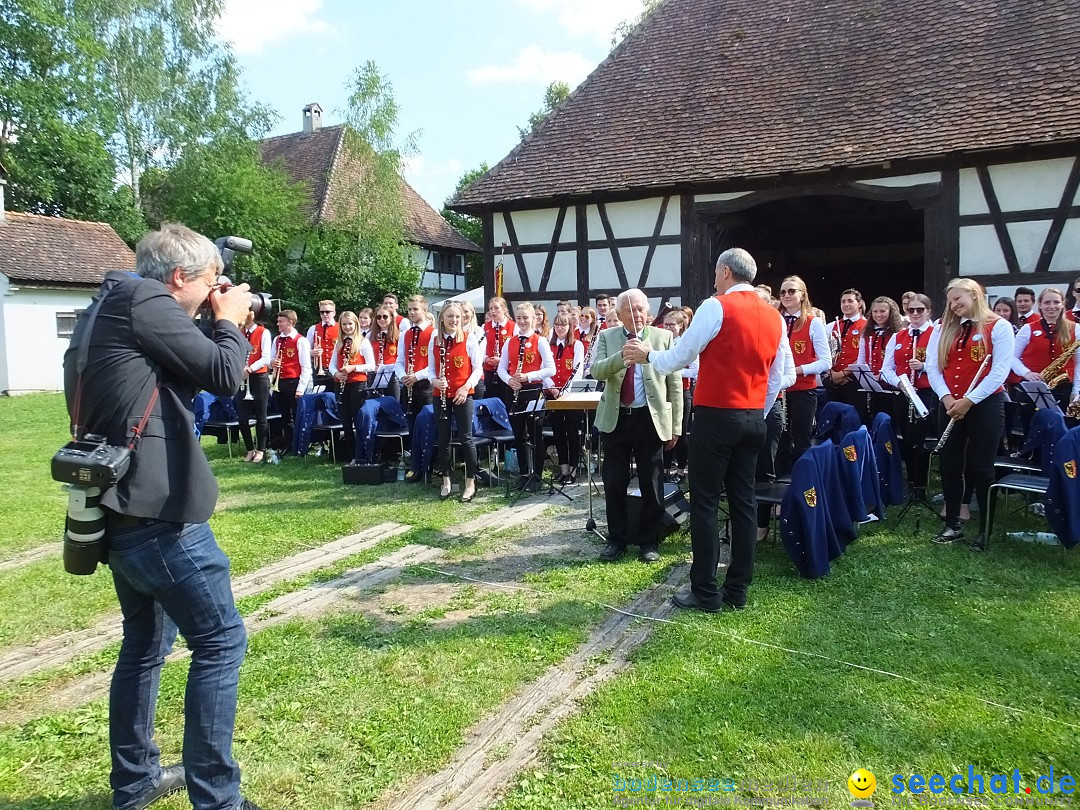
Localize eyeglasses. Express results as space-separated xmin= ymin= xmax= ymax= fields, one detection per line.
xmin=376 ymin=315 xmax=391 ymax=320
xmin=780 ymin=288 xmax=799 ymax=295
xmin=906 ymin=307 xmax=926 ymax=314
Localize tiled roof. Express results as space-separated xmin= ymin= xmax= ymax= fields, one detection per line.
xmin=453 ymin=0 xmax=1080 ymax=210
xmin=259 ymin=125 xmax=479 ymax=253
xmin=0 ymin=212 xmax=135 ymax=285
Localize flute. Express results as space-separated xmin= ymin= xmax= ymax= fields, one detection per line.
xmin=933 ymin=352 xmax=992 ymax=454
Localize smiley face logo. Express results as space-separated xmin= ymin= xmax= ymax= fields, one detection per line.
xmin=848 ymin=769 xmax=876 ymax=800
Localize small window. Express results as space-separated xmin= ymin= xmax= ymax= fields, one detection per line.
xmin=57 ymin=312 xmax=80 ymax=338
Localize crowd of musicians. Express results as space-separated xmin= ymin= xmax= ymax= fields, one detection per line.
xmin=229 ymin=268 xmax=1080 ymax=580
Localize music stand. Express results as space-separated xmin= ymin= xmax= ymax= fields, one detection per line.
xmin=506 ymin=387 xmax=547 ymax=505
xmin=1020 ymin=380 xmax=1062 ymax=413
xmin=368 ymin=367 xmax=396 ymax=395
xmin=546 ymin=391 xmax=605 ymax=541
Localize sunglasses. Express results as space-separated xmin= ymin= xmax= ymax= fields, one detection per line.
xmin=780 ymin=288 xmax=799 ymax=295
xmin=906 ymin=307 xmax=926 ymax=314
xmin=376 ymin=315 xmax=391 ymax=320
xmin=320 ymin=310 xmax=333 ymax=314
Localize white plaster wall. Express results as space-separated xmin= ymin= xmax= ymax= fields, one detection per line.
xmin=586 ymin=197 xmax=680 ymax=241
xmin=990 ymin=157 xmax=1076 ymax=211
xmin=855 ymin=172 xmax=942 ymax=188
xmin=639 ymin=244 xmax=681 ymax=290
xmin=2 ymin=285 xmax=94 ymax=393
xmin=1049 ymin=220 xmax=1080 ymax=274
xmin=586 ymin=250 xmax=625 ymax=291
xmin=958 ymin=168 xmax=989 ymax=216
xmin=985 ymin=284 xmax=1077 ymax=303
xmin=0 ymin=274 xmax=9 ymax=393
xmin=544 ymin=251 xmax=578 ymax=292
xmin=499 ymin=252 xmax=549 ymax=295
xmin=959 ymin=225 xmax=1008 ymax=276
xmin=1006 ymin=221 xmax=1053 ymax=273
xmin=493 ymin=208 xmax=573 ymax=246
xmin=695 ymin=192 xmax=752 ymax=203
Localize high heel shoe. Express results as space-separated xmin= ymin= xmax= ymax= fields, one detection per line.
xmin=440 ymin=478 xmax=453 ymax=500
xmin=460 ymin=483 xmax=476 ymax=503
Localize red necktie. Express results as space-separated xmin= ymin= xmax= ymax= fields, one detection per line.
xmin=620 ymin=334 xmax=637 ymax=406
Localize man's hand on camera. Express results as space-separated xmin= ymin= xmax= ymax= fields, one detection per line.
xmin=211 ymin=282 xmax=250 ymax=326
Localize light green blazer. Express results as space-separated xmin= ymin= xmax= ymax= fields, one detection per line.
xmin=590 ymin=326 xmax=684 ymax=440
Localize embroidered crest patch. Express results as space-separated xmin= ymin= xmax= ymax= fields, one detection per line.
xmin=970 ymin=344 xmax=986 ymax=362
xmin=525 ymin=352 xmax=536 ymax=363
xmin=793 ymin=340 xmax=806 ymax=354
xmin=419 ymin=346 xmax=429 ymax=357
xmin=564 ymin=358 xmax=573 ymax=370
xmin=885 ymin=441 xmax=893 ymax=455
xmin=1066 ymin=460 xmax=1077 ymax=479
xmin=453 ymin=355 xmax=465 ymax=368
xmin=915 ymin=348 xmax=926 ymax=361
xmin=843 ymin=445 xmax=857 ymax=462
xmin=804 ymin=487 xmax=817 ymax=507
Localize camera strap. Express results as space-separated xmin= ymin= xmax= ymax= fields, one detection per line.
xmin=71 ymin=275 xmax=160 ymax=447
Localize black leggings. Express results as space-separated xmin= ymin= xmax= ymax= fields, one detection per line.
xmin=235 ymin=372 xmax=270 ymax=452
xmin=938 ymin=393 xmax=1005 ymax=530
xmin=339 ymin=381 xmax=368 ymax=462
xmin=435 ymin=395 xmax=477 ymax=478
xmin=548 ymin=410 xmax=582 ymax=468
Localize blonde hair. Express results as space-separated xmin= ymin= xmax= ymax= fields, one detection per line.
xmin=318 ymin=299 xmax=335 ymax=310
xmin=373 ymin=305 xmax=400 ymax=346
xmin=439 ymin=302 xmax=465 ymax=344
xmin=335 ymin=311 xmax=362 ymax=361
xmin=936 ymin=278 xmax=998 ymax=370
xmin=781 ymin=275 xmax=815 ymax=330
xmin=1037 ymin=287 xmax=1075 ymax=351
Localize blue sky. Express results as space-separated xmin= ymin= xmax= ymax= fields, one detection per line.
xmin=218 ymin=0 xmax=646 ymax=210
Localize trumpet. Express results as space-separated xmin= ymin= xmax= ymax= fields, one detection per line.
xmin=312 ymin=333 xmax=324 ymax=376
xmin=270 ymin=339 xmax=283 ymax=393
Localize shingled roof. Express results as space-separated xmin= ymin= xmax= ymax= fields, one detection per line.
xmin=453 ymin=0 xmax=1080 ymax=211
xmin=0 ymin=212 xmax=134 ymax=286
xmin=259 ymin=125 xmax=480 ymax=253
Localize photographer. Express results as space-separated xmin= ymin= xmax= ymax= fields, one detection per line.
xmin=62 ymin=224 xmax=263 ymax=810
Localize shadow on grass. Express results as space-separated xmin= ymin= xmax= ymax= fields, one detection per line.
xmin=2 ymin=794 xmax=112 ymax=809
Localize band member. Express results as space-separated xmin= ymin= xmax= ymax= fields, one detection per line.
xmin=383 ymin=293 xmax=407 ymax=329
xmin=754 ymin=286 xmax=796 ymax=541
xmin=827 ymin=288 xmax=866 ymax=407
xmin=556 ymin=299 xmax=571 ymax=314
xmin=1010 ymin=287 xmax=1080 ymax=410
xmin=460 ymin=300 xmax=486 ymax=399
xmin=925 ymin=278 xmax=1014 ymax=551
xmin=536 ymin=304 xmax=552 ymax=339
xmin=482 ymin=296 xmax=513 ymax=403
xmin=857 ymin=296 xmax=902 ymax=421
xmin=306 ymin=300 xmax=339 ymax=385
xmin=578 ymin=306 xmax=601 ymax=375
xmin=778 ymin=276 xmax=831 ymax=466
xmin=371 ymin=305 xmax=401 ymax=399
xmin=431 ymin=303 xmax=483 ymax=502
xmin=1014 ymin=286 xmax=1040 ymax=327
xmin=543 ymin=312 xmax=585 ymax=485
xmin=882 ymin=294 xmax=937 ymax=497
xmin=899 ymin=291 xmax=918 ymax=329
xmin=395 ymin=295 xmax=435 ymax=424
xmin=357 ymin=307 xmax=374 ymax=340
xmin=595 ymin=294 xmax=611 ymax=327
xmin=235 ymin=310 xmax=271 ymax=463
xmin=1068 ymin=277 xmax=1080 ymax=322
xmin=993 ymin=296 xmax=1020 ymax=333
xmin=498 ymin=302 xmax=556 ymax=490
xmin=330 ymin=311 xmax=376 ymax=466
xmin=624 ymin=250 xmax=791 ymax=608
xmin=271 ymin=310 xmax=311 ymax=452
xmin=594 ymin=289 xmax=683 ymax=563
xmin=660 ymin=308 xmax=696 ymax=480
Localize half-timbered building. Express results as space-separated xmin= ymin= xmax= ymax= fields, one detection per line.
xmin=451 ymin=0 xmax=1080 ymax=313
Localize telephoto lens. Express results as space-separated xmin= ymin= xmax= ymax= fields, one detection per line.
xmin=63 ymin=485 xmax=108 ymax=575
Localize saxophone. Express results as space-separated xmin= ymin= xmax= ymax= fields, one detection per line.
xmin=1040 ymin=338 xmax=1080 ymax=388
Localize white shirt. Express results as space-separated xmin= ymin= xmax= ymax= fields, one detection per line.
xmin=270 ymin=328 xmax=312 ymax=393
xmin=395 ymin=321 xmax=433 ymax=381
xmin=496 ymin=330 xmax=556 ymax=384
xmin=244 ymin=326 xmax=272 ymax=374
xmin=782 ymin=313 xmax=831 ymax=378
xmin=881 ymin=323 xmax=933 ymax=388
xmin=648 ymin=284 xmax=795 ymax=415
xmin=328 ymin=337 xmax=376 ymax=377
xmin=925 ymin=318 xmax=1014 ymax=404
xmin=427 ymin=332 xmax=484 ymax=392
xmin=541 ymin=339 xmax=585 ymax=390
xmin=856 ymin=325 xmax=894 ymax=372
xmin=1011 ymin=321 xmax=1080 ymax=399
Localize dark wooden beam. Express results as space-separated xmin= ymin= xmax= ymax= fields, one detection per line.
xmin=497 ymin=235 xmax=681 ymax=253
xmin=962 ymin=272 xmax=1080 ymax=288
xmin=959 ymin=205 xmax=1080 ymax=227
xmin=637 ymin=196 xmax=670 ymax=289
xmin=501 ymin=211 xmax=531 ymax=293
xmin=1035 ymin=157 xmax=1080 ymax=275
xmin=679 ymin=194 xmax=695 ymax=305
xmin=482 ymin=213 xmax=494 ymax=300
xmin=575 ymin=205 xmax=588 ymax=308
xmin=537 ymin=206 xmax=568 ymax=292
xmin=597 ymin=203 xmax=630 ymax=290
xmin=976 ymin=166 xmax=1021 ymax=275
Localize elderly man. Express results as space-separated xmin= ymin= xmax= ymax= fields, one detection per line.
xmin=590 ymin=289 xmax=683 ymax=562
xmin=624 ymin=249 xmax=794 ymax=612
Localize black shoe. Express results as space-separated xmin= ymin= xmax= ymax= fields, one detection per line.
xmin=970 ymin=534 xmax=987 ymax=552
xmin=236 ymin=800 xmax=264 ymax=810
xmin=932 ymin=525 xmax=964 ymax=544
xmin=671 ymin=586 xmax=720 ymax=613
xmin=719 ymin=588 xmax=747 ymax=611
xmin=128 ymin=764 xmax=186 ymax=810
xmin=598 ymin=543 xmax=626 ymax=562
xmin=639 ymin=545 xmax=660 ymax=563
xmin=404 ymin=470 xmax=421 ymax=484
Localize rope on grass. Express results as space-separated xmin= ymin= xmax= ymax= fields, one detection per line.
xmin=411 ymin=564 xmax=1080 ymax=733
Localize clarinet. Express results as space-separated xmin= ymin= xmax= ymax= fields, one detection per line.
xmin=339 ymin=336 xmax=352 ymax=397
xmin=511 ymin=335 xmax=527 ymax=410
xmin=439 ymin=336 xmax=450 ymax=419
xmin=406 ymin=328 xmax=418 ymax=410
xmin=933 ymin=352 xmax=992 ymax=454
xmin=557 ymin=362 xmax=581 ymax=397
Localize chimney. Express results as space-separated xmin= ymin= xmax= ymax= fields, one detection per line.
xmin=302 ymin=102 xmax=323 ymax=134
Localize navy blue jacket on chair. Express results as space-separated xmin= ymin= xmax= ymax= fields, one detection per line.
xmin=815 ymin=401 xmax=862 ymax=444
xmin=1045 ymin=425 xmax=1080 ymax=549
xmin=1020 ymin=408 xmax=1067 ymax=479
xmin=871 ymin=412 xmax=905 ymax=506
xmin=838 ymin=426 xmax=885 ymax=521
xmin=780 ymin=441 xmax=853 ymax=578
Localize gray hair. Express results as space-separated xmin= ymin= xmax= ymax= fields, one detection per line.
xmin=717 ymin=247 xmax=757 ymax=284
xmin=615 ymin=287 xmax=649 ymax=312
xmin=136 ymin=223 xmax=222 ymax=283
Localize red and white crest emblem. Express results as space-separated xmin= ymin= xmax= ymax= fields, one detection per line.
xmin=1065 ymin=460 xmax=1077 ymax=479
xmin=804 ymin=487 xmax=817 ymax=507
xmin=843 ymin=445 xmax=857 ymax=462
xmin=453 ymin=356 xmax=465 ymax=368
xmin=793 ymin=340 xmax=806 ymax=354
xmin=970 ymin=344 xmax=986 ymax=362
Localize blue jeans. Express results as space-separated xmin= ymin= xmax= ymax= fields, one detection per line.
xmin=107 ymin=519 xmax=247 ymax=810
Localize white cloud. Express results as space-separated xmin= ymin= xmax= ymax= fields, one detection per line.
xmin=216 ymin=0 xmax=331 ymax=56
xmin=468 ymin=45 xmax=593 ymax=87
xmin=516 ymin=0 xmax=645 ymax=41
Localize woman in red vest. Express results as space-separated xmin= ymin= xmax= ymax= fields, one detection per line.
xmin=857 ymin=296 xmax=902 ymax=422
xmin=543 ymin=311 xmax=585 ymax=485
xmin=330 ymin=311 xmax=376 ymax=467
xmin=371 ymin=305 xmax=401 ymax=399
xmin=431 ymin=303 xmax=483 ymax=502
xmin=925 ymin=278 xmax=1015 ymax=550
xmin=1010 ymin=287 xmax=1079 ymax=410
xmin=235 ymin=309 xmax=272 ymax=463
xmin=778 ymin=276 xmax=831 ymax=465
xmin=882 ymin=293 xmax=936 ymax=498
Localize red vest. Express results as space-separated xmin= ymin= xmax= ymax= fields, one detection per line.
xmin=484 ymin=320 xmax=512 ymax=361
xmin=313 ymin=322 xmax=339 ymax=370
xmin=374 ymin=333 xmax=398 ymax=366
xmin=340 ymin=337 xmax=368 ymax=384
xmin=276 ymin=333 xmax=302 ymax=380
xmin=1014 ymin=321 xmax=1074 ymax=384
xmin=1068 ymin=310 xmax=1080 ymax=324
xmin=403 ymin=324 xmax=435 ymax=373
xmin=892 ymin=325 xmax=934 ymax=390
xmin=507 ymin=333 xmax=544 ymax=376
xmin=788 ymin=317 xmax=819 ymax=391
xmin=864 ymin=327 xmax=893 ymax=375
xmin=832 ymin=316 xmax=867 ymax=371
xmin=695 ymin=291 xmax=782 ymax=409
xmin=550 ymin=341 xmax=577 ymax=389
xmin=1021 ymin=311 xmax=1040 ymax=328
xmin=435 ymin=335 xmax=475 ymax=394
xmin=245 ymin=325 xmax=267 ymax=375
xmin=943 ymin=319 xmax=1000 ymax=398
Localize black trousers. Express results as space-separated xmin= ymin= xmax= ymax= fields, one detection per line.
xmin=234 ymin=372 xmax=270 ymax=452
xmin=275 ymin=377 xmax=301 ymax=449
xmin=400 ymin=379 xmax=433 ymax=427
xmin=786 ymin=388 xmax=818 ymax=466
xmin=602 ymin=407 xmax=664 ymax=547
xmin=339 ymin=381 xmax=368 ymax=463
xmin=689 ymin=407 xmax=767 ymax=604
xmin=897 ymin=387 xmax=938 ymax=488
xmin=756 ymin=400 xmax=784 ymax=528
xmin=505 ymin=383 xmax=545 ymax=477
xmin=938 ymin=393 xmax=1005 ymax=530
xmin=548 ymin=410 xmax=582 ymax=468
xmin=663 ymin=387 xmax=693 ymax=470
xmin=434 ymin=395 xmax=477 ymax=478
xmin=484 ymin=370 xmax=507 ymax=403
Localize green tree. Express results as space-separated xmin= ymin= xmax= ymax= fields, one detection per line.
xmin=517 ymin=80 xmax=570 ymax=140
xmin=611 ymin=0 xmax=663 ymax=47
xmin=442 ymin=163 xmax=489 ymax=288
